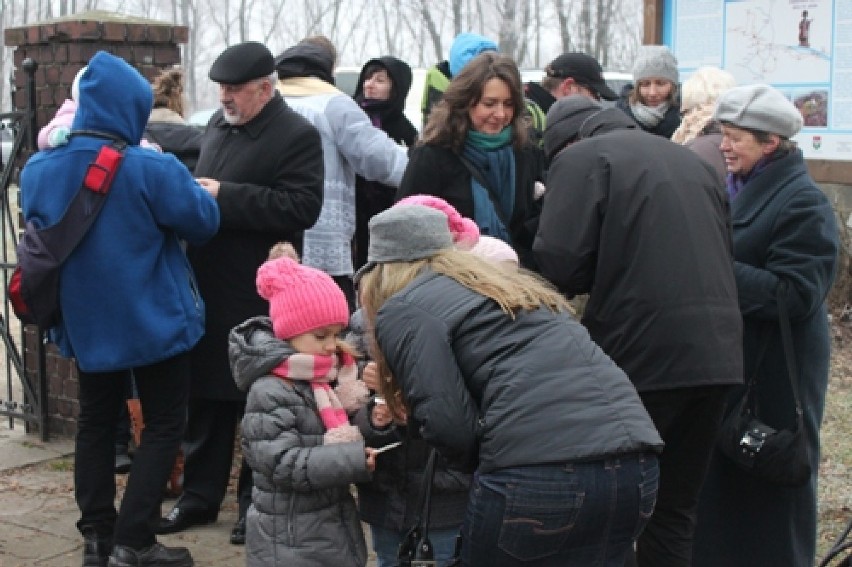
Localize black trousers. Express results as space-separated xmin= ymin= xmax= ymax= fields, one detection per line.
xmin=177 ymin=398 xmax=252 ymax=517
xmin=75 ymin=352 xmax=191 ymax=549
xmin=628 ymin=385 xmax=732 ymax=567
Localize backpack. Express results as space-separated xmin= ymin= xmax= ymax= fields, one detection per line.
xmin=9 ymin=136 xmax=126 ymax=328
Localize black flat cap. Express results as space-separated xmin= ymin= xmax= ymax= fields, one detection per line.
xmin=209 ymin=42 xmax=274 ymax=84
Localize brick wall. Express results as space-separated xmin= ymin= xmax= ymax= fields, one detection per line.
xmin=4 ymin=11 xmax=188 ymax=438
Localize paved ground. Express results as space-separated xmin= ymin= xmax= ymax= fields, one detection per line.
xmin=0 ymin=421 xmax=377 ymax=566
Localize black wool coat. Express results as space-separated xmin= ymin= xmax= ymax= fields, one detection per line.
xmin=693 ymin=149 xmax=839 ymax=567
xmin=187 ymin=93 xmax=324 ymax=400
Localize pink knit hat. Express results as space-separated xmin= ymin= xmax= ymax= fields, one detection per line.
xmin=256 ymin=257 xmax=350 ymax=340
xmin=470 ymin=235 xmax=519 ymax=265
xmin=395 ymin=195 xmax=480 ymax=250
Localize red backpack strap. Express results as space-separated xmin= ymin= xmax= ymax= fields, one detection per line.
xmin=83 ymin=142 xmax=126 ymax=195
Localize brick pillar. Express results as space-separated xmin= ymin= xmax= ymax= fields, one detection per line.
xmin=3 ymin=11 xmax=189 ymax=438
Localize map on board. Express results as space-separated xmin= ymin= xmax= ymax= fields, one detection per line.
xmin=724 ymin=0 xmax=830 ymax=84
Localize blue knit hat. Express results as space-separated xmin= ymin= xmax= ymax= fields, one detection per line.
xmin=449 ymin=33 xmax=498 ymax=77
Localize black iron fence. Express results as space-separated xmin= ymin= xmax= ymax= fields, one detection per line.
xmin=0 ymin=59 xmax=49 ymax=441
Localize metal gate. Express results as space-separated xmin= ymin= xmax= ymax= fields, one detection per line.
xmin=0 ymin=59 xmax=49 ymax=441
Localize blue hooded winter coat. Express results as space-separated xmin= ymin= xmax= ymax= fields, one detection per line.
xmin=19 ymin=51 xmax=220 ymax=372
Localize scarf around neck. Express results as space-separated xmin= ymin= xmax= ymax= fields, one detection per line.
xmin=359 ymin=98 xmax=391 ymax=129
xmin=272 ymin=351 xmax=359 ymax=435
xmin=726 ymin=150 xmax=787 ymax=201
xmin=462 ymin=127 xmax=516 ymax=244
xmin=630 ymin=101 xmax=671 ymax=129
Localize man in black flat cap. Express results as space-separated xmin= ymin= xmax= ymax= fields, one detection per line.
xmin=525 ymin=52 xmax=618 ymax=115
xmin=158 ymin=41 xmax=324 ymax=545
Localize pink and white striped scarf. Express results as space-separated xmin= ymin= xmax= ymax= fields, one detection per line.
xmin=271 ymin=351 xmax=358 ymax=434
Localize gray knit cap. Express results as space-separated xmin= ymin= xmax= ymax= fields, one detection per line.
xmin=632 ymin=45 xmax=679 ymax=84
xmin=353 ymin=205 xmax=453 ymax=283
xmin=714 ymin=84 xmax=803 ymax=139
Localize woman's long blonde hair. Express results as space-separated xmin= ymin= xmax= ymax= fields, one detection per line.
xmin=359 ymin=249 xmax=572 ymax=416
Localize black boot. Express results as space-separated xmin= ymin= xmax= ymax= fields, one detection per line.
xmin=229 ymin=516 xmax=246 ymax=545
xmin=81 ymin=527 xmax=112 ymax=567
xmin=107 ymin=543 xmax=193 ymax=567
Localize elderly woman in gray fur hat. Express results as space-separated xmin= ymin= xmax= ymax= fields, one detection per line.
xmin=616 ymin=45 xmax=681 ymax=138
xmin=692 ymin=84 xmax=839 ymax=567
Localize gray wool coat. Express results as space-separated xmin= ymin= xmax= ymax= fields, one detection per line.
xmin=230 ymin=317 xmax=371 ymax=567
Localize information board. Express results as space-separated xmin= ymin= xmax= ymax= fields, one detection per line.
xmin=663 ymin=0 xmax=849 ymax=160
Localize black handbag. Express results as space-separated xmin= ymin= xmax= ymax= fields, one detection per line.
xmin=397 ymin=449 xmax=462 ymax=567
xmin=717 ymin=281 xmax=812 ymax=487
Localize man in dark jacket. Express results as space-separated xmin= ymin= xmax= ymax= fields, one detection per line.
xmin=157 ymin=42 xmax=324 ymax=545
xmin=534 ymin=95 xmax=743 ymax=567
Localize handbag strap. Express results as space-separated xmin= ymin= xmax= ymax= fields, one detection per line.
xmin=412 ymin=448 xmax=438 ymax=540
xmin=35 ymin=137 xmax=127 ymax=263
xmin=746 ymin=280 xmax=804 ymax=423
xmin=457 ymin=154 xmax=513 ymax=238
xmin=775 ymin=281 xmax=804 ymax=421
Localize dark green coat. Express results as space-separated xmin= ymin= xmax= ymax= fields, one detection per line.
xmin=694 ymin=149 xmax=839 ymax=567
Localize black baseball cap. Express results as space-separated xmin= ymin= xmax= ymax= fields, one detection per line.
xmin=545 ymin=52 xmax=618 ymax=101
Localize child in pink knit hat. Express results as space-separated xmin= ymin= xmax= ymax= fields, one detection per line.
xmin=229 ymin=243 xmax=374 ymax=566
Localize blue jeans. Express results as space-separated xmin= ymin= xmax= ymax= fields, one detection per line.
xmin=461 ymin=453 xmax=659 ymax=567
xmin=370 ymin=524 xmax=461 ymax=567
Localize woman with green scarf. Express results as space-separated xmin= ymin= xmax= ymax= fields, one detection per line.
xmin=397 ymin=52 xmax=545 ymax=269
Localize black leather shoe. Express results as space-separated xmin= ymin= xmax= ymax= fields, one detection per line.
xmin=229 ymin=516 xmax=246 ymax=545
xmin=107 ymin=543 xmax=193 ymax=567
xmin=155 ymin=506 xmax=217 ymax=535
xmin=82 ymin=527 xmax=112 ymax=567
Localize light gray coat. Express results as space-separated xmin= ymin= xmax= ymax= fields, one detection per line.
xmin=230 ymin=317 xmax=371 ymax=567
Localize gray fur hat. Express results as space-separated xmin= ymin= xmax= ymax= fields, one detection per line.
xmin=714 ymin=84 xmax=803 ymax=138
xmin=353 ymin=205 xmax=453 ymax=283
xmin=632 ymin=45 xmax=679 ymax=84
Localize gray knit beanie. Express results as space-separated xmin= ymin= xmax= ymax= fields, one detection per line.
xmin=353 ymin=205 xmax=453 ymax=283
xmin=714 ymin=84 xmax=803 ymax=138
xmin=632 ymin=45 xmax=679 ymax=84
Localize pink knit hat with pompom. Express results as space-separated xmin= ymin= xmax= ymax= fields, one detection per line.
xmin=256 ymin=257 xmax=350 ymax=340
xmin=395 ymin=195 xmax=480 ymax=250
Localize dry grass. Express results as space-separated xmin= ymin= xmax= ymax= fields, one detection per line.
xmin=816 ymin=317 xmax=852 ymax=563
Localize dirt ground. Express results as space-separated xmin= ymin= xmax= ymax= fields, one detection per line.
xmin=816 ymin=313 xmax=852 ymax=561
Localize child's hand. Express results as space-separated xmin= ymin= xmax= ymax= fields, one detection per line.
xmin=370 ymin=402 xmax=393 ymax=429
xmin=362 ymin=361 xmax=379 ymax=391
xmin=365 ymin=447 xmax=377 ymax=472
